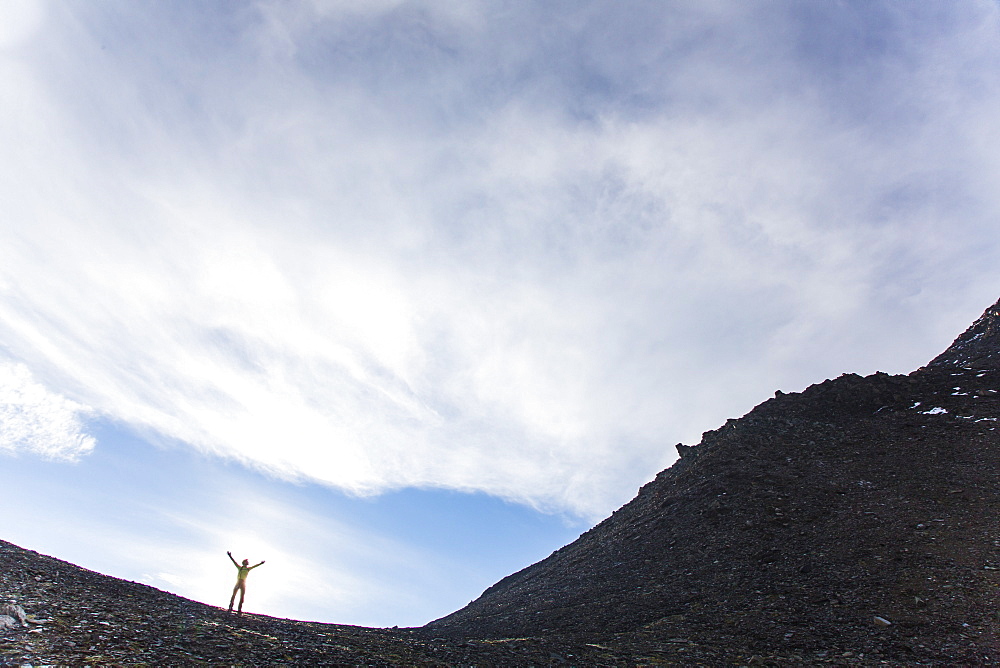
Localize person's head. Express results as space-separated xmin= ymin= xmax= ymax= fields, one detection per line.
xmin=242 ymin=559 xmax=249 ymax=566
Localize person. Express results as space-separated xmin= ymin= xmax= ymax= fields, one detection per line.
xmin=227 ymin=551 xmax=265 ymax=614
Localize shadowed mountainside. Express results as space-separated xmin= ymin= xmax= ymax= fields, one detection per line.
xmin=427 ymin=297 xmax=1000 ymax=665
xmin=3 ymin=298 xmax=1000 ymax=665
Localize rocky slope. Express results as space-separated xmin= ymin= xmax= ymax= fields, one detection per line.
xmin=0 ymin=539 xmax=659 ymax=666
xmin=428 ymin=298 xmax=1000 ymax=665
xmin=3 ymin=297 xmax=1000 ymax=666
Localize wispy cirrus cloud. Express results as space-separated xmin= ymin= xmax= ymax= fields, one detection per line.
xmin=0 ymin=362 xmax=95 ymax=460
xmin=2 ymin=1 xmax=1000 ymax=518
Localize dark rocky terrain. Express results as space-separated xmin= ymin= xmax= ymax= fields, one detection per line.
xmin=429 ymin=297 xmax=1000 ymax=665
xmin=0 ymin=539 xmax=660 ymax=666
xmin=3 ymin=297 xmax=1000 ymax=666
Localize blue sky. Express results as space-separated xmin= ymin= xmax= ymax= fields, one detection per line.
xmin=1 ymin=0 xmax=999 ymax=627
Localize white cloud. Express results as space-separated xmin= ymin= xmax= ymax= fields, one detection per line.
xmin=0 ymin=361 xmax=95 ymax=460
xmin=2 ymin=2 xmax=1000 ymax=518
xmin=0 ymin=0 xmax=45 ymax=50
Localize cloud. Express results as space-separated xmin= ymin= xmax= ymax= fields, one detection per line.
xmin=0 ymin=361 xmax=96 ymax=460
xmin=0 ymin=0 xmax=45 ymax=50
xmin=2 ymin=1 xmax=1000 ymax=518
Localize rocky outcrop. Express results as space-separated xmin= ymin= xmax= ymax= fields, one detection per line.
xmin=0 ymin=604 xmax=27 ymax=631
xmin=930 ymin=297 xmax=1000 ymax=370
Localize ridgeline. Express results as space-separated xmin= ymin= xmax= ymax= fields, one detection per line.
xmin=4 ymin=298 xmax=1000 ymax=666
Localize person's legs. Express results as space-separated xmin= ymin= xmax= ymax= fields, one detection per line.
xmin=229 ymin=581 xmax=243 ymax=612
xmin=237 ymin=582 xmax=247 ymax=614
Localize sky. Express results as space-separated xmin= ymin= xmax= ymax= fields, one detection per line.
xmin=1 ymin=0 xmax=999 ymax=627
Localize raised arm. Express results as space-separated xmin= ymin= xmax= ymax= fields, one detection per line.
xmin=250 ymin=560 xmax=265 ymax=569
xmin=227 ymin=551 xmax=239 ymax=567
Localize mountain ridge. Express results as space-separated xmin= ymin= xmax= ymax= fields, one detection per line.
xmin=4 ymin=297 xmax=1000 ymax=665
xmin=929 ymin=297 xmax=1000 ymax=370
xmin=425 ymin=297 xmax=1000 ymax=664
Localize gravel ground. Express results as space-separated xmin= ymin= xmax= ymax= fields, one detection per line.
xmin=2 ymin=538 xmax=746 ymax=666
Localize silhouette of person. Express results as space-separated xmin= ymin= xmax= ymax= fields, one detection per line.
xmin=227 ymin=551 xmax=265 ymax=614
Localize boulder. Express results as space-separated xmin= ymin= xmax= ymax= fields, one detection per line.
xmin=0 ymin=604 xmax=27 ymax=627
